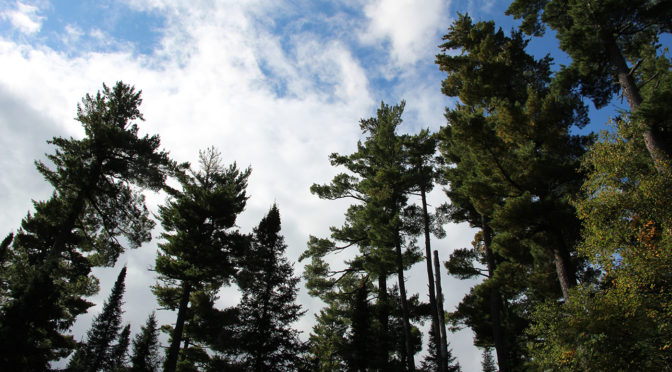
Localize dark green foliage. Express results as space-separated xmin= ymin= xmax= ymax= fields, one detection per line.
xmin=481 ymin=348 xmax=496 ymax=372
xmin=234 ymin=205 xmax=305 ymax=372
xmin=68 ymin=267 xmax=127 ymax=372
xmin=0 ymin=81 xmax=177 ymax=370
xmin=130 ymin=313 xmax=161 ymax=372
xmin=153 ymin=147 xmax=250 ymax=372
xmin=109 ymin=324 xmax=131 ymax=371
xmin=420 ymin=318 xmax=461 ymax=372
xmin=436 ymin=14 xmax=592 ymax=370
xmin=507 ymin=0 xmax=672 ymax=164
xmin=302 ymin=101 xmax=424 ymax=371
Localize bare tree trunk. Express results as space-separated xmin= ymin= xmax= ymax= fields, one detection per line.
xmin=164 ymin=282 xmax=191 ymax=372
xmin=605 ymin=35 xmax=670 ymax=168
xmin=482 ymin=215 xmax=508 ymax=372
xmin=395 ymin=234 xmax=415 ymax=371
xmin=376 ymin=274 xmax=390 ymax=371
xmin=420 ymin=186 xmax=445 ymax=372
xmin=433 ymin=250 xmax=449 ymax=372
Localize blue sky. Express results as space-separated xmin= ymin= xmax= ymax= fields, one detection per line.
xmin=0 ymin=0 xmax=659 ymax=370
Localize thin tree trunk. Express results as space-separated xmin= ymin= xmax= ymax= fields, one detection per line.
xmin=433 ymin=250 xmax=449 ymax=372
xmin=394 ymin=233 xmax=415 ymax=372
xmin=420 ymin=185 xmax=445 ymax=372
xmin=164 ymin=282 xmax=191 ymax=372
xmin=605 ymin=35 xmax=670 ymax=167
xmin=482 ymin=215 xmax=508 ymax=372
xmin=376 ymin=274 xmax=389 ymax=371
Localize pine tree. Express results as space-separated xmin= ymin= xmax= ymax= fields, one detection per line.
xmin=507 ymin=0 xmax=672 ymax=168
xmin=436 ymin=14 xmax=592 ymax=370
xmin=235 ymin=205 xmax=305 ymax=371
xmin=130 ymin=313 xmax=161 ymax=372
xmin=0 ymin=82 xmax=178 ymax=369
xmin=153 ymin=147 xmax=250 ymax=372
xmin=303 ymin=101 xmax=424 ymax=370
xmin=68 ymin=266 xmax=127 ymax=372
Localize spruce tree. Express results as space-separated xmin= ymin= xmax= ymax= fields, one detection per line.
xmin=235 ymin=205 xmax=305 ymax=372
xmin=109 ymin=324 xmax=131 ymax=371
xmin=481 ymin=348 xmax=496 ymax=372
xmin=153 ymin=147 xmax=250 ymax=372
xmin=130 ymin=313 xmax=161 ymax=372
xmin=68 ymin=266 xmax=127 ymax=372
xmin=0 ymin=82 xmax=177 ymax=369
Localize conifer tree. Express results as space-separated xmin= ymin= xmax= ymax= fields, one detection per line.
xmin=420 ymin=317 xmax=460 ymax=372
xmin=481 ymin=348 xmax=496 ymax=372
xmin=153 ymin=147 xmax=250 ymax=372
xmin=303 ymin=101 xmax=423 ymax=370
xmin=436 ymin=14 xmax=591 ymax=370
xmin=0 ymin=82 xmax=178 ymax=369
xmin=130 ymin=313 xmax=161 ymax=372
xmin=68 ymin=266 xmax=128 ymax=372
xmin=109 ymin=324 xmax=131 ymax=371
xmin=507 ymin=0 xmax=672 ymax=167
xmin=235 ymin=204 xmax=305 ymax=371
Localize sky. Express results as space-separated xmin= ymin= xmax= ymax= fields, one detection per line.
xmin=0 ymin=0 xmax=630 ymax=370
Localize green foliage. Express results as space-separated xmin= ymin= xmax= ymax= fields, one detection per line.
xmin=481 ymin=348 xmax=496 ymax=372
xmin=0 ymin=81 xmax=177 ymax=370
xmin=302 ymin=101 xmax=426 ymax=370
xmin=109 ymin=324 xmax=131 ymax=371
xmin=68 ymin=267 xmax=128 ymax=372
xmin=436 ymin=14 xmax=592 ymax=370
xmin=153 ymin=147 xmax=250 ymax=371
xmin=528 ymin=119 xmax=672 ymax=370
xmin=234 ymin=205 xmax=305 ymax=372
xmin=130 ymin=313 xmax=161 ymax=372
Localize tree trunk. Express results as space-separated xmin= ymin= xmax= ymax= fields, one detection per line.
xmin=433 ymin=250 xmax=449 ymax=372
xmin=376 ymin=274 xmax=390 ymax=371
xmin=164 ymin=282 xmax=191 ymax=372
xmin=420 ymin=185 xmax=445 ymax=372
xmin=605 ymin=35 xmax=670 ymax=167
xmin=482 ymin=215 xmax=508 ymax=372
xmin=394 ymin=233 xmax=415 ymax=372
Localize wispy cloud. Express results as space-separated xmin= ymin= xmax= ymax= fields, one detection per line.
xmin=1 ymin=1 xmax=44 ymax=35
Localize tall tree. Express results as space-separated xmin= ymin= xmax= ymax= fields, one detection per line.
xmin=153 ymin=147 xmax=250 ymax=372
xmin=436 ymin=14 xmax=591 ymax=370
xmin=235 ymin=204 xmax=305 ymax=371
xmin=0 ymin=82 xmax=177 ymax=369
xmin=304 ymin=101 xmax=422 ymax=371
xmin=507 ymin=0 xmax=672 ymax=167
xmin=528 ymin=118 xmax=672 ymax=370
xmin=68 ymin=266 xmax=128 ymax=372
xmin=130 ymin=313 xmax=161 ymax=372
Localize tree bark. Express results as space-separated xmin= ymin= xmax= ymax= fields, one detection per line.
xmin=482 ymin=215 xmax=508 ymax=372
xmin=605 ymin=35 xmax=670 ymax=168
xmin=164 ymin=282 xmax=191 ymax=372
xmin=376 ymin=274 xmax=390 ymax=371
xmin=420 ymin=186 xmax=445 ymax=372
xmin=433 ymin=250 xmax=449 ymax=372
xmin=394 ymin=233 xmax=415 ymax=372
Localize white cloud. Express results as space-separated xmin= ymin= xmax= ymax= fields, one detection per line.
xmin=2 ymin=1 xmax=44 ymax=35
xmin=361 ymin=0 xmax=448 ymax=67
xmin=0 ymin=0 xmax=480 ymax=368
